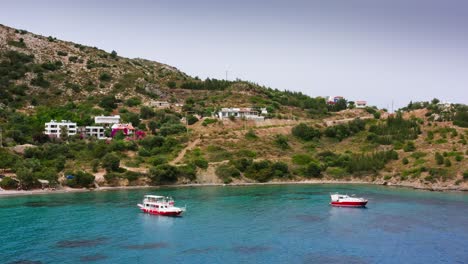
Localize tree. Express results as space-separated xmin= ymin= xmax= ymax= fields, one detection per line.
xmin=110 ymin=50 xmax=117 ymax=59
xmin=306 ymin=161 xmax=322 ymax=178
xmin=102 ymin=153 xmax=120 ymax=172
xmin=99 ymin=95 xmax=117 ymax=110
xmin=292 ymin=123 xmax=321 ymax=141
xmin=148 ymin=120 xmax=158 ymax=134
xmin=187 ymin=115 xmax=199 ymax=125
xmin=149 ymin=164 xmax=179 ymax=184
xmin=60 ymin=126 xmax=68 ymax=139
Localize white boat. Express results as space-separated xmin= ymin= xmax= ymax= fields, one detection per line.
xmin=137 ymin=195 xmax=186 ymax=216
xmin=330 ymin=193 xmax=368 ymax=207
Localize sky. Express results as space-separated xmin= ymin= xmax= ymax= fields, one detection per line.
xmin=2 ymin=0 xmax=468 ymax=109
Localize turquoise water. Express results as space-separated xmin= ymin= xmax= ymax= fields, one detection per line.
xmin=1 ymin=184 xmax=468 ymax=264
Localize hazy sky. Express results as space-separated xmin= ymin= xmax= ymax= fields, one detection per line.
xmin=2 ymin=0 xmax=468 ymax=109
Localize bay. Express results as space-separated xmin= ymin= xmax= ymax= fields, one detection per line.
xmin=1 ymin=184 xmax=467 ymax=264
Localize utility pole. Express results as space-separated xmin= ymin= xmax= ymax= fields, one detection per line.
xmin=225 ymin=70 xmax=228 ymax=81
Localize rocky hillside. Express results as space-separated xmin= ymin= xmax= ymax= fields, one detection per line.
xmin=0 ymin=24 xmax=467 ymax=192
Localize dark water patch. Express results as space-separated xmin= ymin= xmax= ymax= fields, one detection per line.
xmin=304 ymin=253 xmax=369 ymax=264
xmin=56 ymin=237 xmax=108 ymax=248
xmin=8 ymin=261 xmax=42 ymax=264
xmin=287 ymin=197 xmax=309 ymax=201
xmin=181 ymin=247 xmax=217 ymax=254
xmin=232 ymin=245 xmax=271 ymax=254
xmin=295 ymin=214 xmax=325 ymax=223
xmin=79 ymin=254 xmax=108 ymax=262
xmin=23 ymin=201 xmax=69 ymax=207
xmin=370 ymin=214 xmax=433 ymax=234
xmin=123 ymin=242 xmax=169 ymax=250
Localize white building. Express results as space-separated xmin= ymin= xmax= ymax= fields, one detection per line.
xmin=85 ymin=126 xmax=106 ymax=139
xmin=44 ymin=120 xmax=77 ymax=138
xmin=94 ymin=115 xmax=120 ymax=125
xmin=355 ymin=100 xmax=367 ymax=108
xmin=217 ymin=108 xmax=266 ymax=121
xmin=150 ymin=101 xmax=170 ymax=108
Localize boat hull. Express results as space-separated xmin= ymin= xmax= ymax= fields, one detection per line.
xmin=140 ymin=208 xmax=183 ymax=216
xmin=138 ymin=204 xmax=184 ymax=216
xmin=330 ymin=201 xmax=367 ymax=207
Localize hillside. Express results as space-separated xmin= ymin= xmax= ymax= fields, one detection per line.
xmin=0 ymin=24 xmax=467 ymax=192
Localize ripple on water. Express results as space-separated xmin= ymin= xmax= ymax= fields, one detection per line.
xmin=8 ymin=261 xmax=42 ymax=264
xmin=56 ymin=237 xmax=109 ymax=248
xmin=79 ymin=254 xmax=108 ymax=262
xmin=232 ymin=246 xmax=271 ymax=254
xmin=303 ymin=253 xmax=369 ymax=264
xmin=123 ymin=242 xmax=169 ymax=250
xmin=295 ymin=214 xmax=325 ymax=223
xmin=181 ymin=247 xmax=218 ymax=254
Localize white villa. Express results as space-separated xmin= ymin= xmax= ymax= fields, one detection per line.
xmin=44 ymin=120 xmax=77 ymax=138
xmin=217 ymin=107 xmax=267 ymax=121
xmin=84 ymin=126 xmax=106 ymax=139
xmin=150 ymin=101 xmax=170 ymax=108
xmin=355 ymin=100 xmax=368 ymax=108
xmin=94 ymin=115 xmax=120 ymax=125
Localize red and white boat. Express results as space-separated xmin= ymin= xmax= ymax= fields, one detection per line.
xmin=330 ymin=193 xmax=368 ymax=207
xmin=138 ymin=195 xmax=186 ymax=216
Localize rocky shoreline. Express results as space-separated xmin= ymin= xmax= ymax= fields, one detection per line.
xmin=1 ymin=178 xmax=467 ymax=197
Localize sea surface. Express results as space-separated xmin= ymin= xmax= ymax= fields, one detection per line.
xmin=1 ymin=184 xmax=468 ymax=264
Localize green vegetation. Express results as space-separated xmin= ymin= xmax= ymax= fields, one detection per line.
xmin=215 ymin=164 xmax=240 ymax=184
xmin=368 ymin=113 xmax=420 ymax=145
xmin=292 ymin=123 xmax=321 ymax=141
xmin=325 ymin=119 xmax=366 ymax=141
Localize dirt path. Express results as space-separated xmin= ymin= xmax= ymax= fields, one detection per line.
xmin=170 ymin=138 xmax=201 ymax=165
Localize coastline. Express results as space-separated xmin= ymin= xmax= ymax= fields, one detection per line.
xmin=1 ymin=179 xmax=467 ymax=198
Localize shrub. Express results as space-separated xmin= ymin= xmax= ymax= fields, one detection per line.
xmin=66 ymin=171 xmax=95 ymax=188
xmin=274 ymin=135 xmax=290 ymax=150
xmin=0 ymin=177 xmax=18 ymax=190
xmin=403 ymin=141 xmax=416 ymax=152
xmin=402 ymin=157 xmax=409 ymax=165
xmin=444 ymin=158 xmax=451 ymax=167
xmin=167 ymin=81 xmax=176 ymax=88
xmin=292 ymin=154 xmax=312 ymax=165
xmin=99 ymin=95 xmax=117 ymax=110
xmin=187 ymin=115 xmax=199 ymax=125
xmin=231 ymin=158 xmax=253 ymax=172
xmin=292 ymin=123 xmax=321 ymax=141
xmin=124 ymin=171 xmax=141 ymax=182
xmin=194 ymin=158 xmax=208 ymax=169
xmin=69 ymin=56 xmax=79 ymax=63
xmin=455 ymin=155 xmax=463 ymax=162
xmin=160 ymin=123 xmax=186 ymax=136
xmin=149 ymin=164 xmax=179 ymax=184
xmin=216 ymin=164 xmax=240 ymax=183
xmin=57 ymin=51 xmax=68 ymax=56
xmin=125 ymin=97 xmax=141 ymax=107
xmin=306 ymin=161 xmax=323 ymax=178
xmin=326 ymin=167 xmax=347 ymax=179
xmin=102 ymin=153 xmax=120 ymax=172
xmin=99 ymin=72 xmax=112 ymax=82
xmin=435 ymin=152 xmax=444 ymax=165
xmin=245 ymin=129 xmax=258 ymax=140
xmin=463 ymin=171 xmax=468 ymax=180
xmin=202 ymin=118 xmax=217 ymax=126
